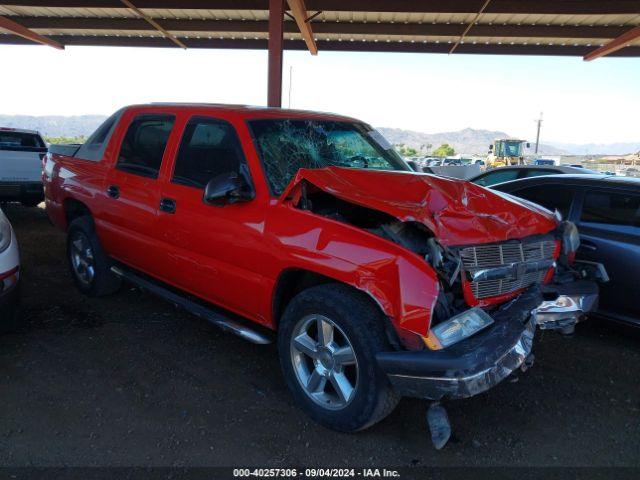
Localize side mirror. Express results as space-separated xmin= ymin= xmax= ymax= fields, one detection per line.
xmin=203 ymin=171 xmax=253 ymax=206
xmin=526 ymin=143 xmax=531 ymax=148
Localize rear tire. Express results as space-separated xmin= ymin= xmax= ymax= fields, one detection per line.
xmin=278 ymin=284 xmax=399 ymax=432
xmin=67 ymin=216 xmax=121 ymax=297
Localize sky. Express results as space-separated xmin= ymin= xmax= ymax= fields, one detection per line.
xmin=0 ymin=44 xmax=638 ymax=145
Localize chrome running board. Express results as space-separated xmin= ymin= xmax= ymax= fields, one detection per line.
xmin=110 ymin=266 xmax=272 ymax=345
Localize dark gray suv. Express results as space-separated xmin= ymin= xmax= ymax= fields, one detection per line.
xmin=492 ymin=174 xmax=640 ymax=326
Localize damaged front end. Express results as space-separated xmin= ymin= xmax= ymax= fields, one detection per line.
xmin=376 ymin=219 xmax=605 ymax=402
xmin=281 ymin=167 xmax=607 ymax=446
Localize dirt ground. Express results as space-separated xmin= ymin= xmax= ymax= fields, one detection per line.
xmin=1 ymin=204 xmax=639 ymax=467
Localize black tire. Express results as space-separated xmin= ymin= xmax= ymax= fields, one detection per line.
xmin=278 ymin=283 xmax=399 ymax=432
xmin=67 ymin=216 xmax=121 ymax=297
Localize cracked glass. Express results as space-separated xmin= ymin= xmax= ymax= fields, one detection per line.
xmin=248 ymin=119 xmax=407 ymax=195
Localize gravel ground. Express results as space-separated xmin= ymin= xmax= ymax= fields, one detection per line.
xmin=1 ymin=204 xmax=639 ymax=467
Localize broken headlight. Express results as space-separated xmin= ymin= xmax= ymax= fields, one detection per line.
xmin=431 ymin=307 xmax=494 ymax=348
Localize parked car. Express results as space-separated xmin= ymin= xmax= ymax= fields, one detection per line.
xmin=0 ymin=206 xmax=20 ymax=332
xmin=469 ymin=165 xmax=598 ymax=187
xmin=43 ymin=104 xmax=603 ymax=445
xmin=0 ymin=127 xmax=47 ymax=207
xmin=492 ymin=174 xmax=639 ymax=326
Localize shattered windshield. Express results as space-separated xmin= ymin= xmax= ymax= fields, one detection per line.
xmin=248 ymin=119 xmax=408 ymax=195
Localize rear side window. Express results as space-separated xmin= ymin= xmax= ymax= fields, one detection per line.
xmin=0 ymin=131 xmax=46 ymax=152
xmin=474 ymin=169 xmax=519 ymax=186
xmin=75 ymin=109 xmax=123 ymax=162
xmin=172 ymin=117 xmax=246 ymax=189
xmin=511 ymin=184 xmax=574 ymax=219
xmin=581 ymin=191 xmax=640 ymax=227
xmin=116 ymin=114 xmax=175 ymax=179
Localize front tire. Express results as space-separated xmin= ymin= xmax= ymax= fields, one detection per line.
xmin=278 ymin=284 xmax=399 ymax=432
xmin=67 ymin=217 xmax=121 ymax=297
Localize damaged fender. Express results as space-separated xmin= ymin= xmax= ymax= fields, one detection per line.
xmin=270 ymin=201 xmax=441 ymax=347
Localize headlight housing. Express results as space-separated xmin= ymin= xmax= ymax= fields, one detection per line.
xmin=431 ymin=307 xmax=494 ymax=348
xmin=0 ymin=209 xmax=11 ymax=253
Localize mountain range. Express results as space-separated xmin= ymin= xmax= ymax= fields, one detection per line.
xmin=0 ymin=114 xmax=637 ymax=156
xmin=377 ymin=127 xmax=568 ymax=156
xmin=0 ymin=114 xmax=107 ymax=139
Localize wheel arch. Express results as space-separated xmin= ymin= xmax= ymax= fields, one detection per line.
xmin=63 ymin=198 xmax=93 ymax=230
xmin=270 ymin=268 xmax=402 ymax=350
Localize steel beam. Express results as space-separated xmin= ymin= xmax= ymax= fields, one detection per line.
xmin=0 ymin=15 xmax=63 ymax=49
xmin=2 ymin=33 xmax=640 ymax=57
xmin=10 ymin=16 xmax=633 ymax=40
xmin=449 ymin=0 xmax=491 ymax=54
xmin=286 ymin=0 xmax=317 ymax=55
xmin=268 ymin=0 xmax=284 ymax=107
xmin=119 ymin=0 xmax=186 ymax=48
xmin=584 ymin=25 xmax=640 ymax=61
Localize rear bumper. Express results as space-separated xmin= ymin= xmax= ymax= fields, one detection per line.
xmin=377 ymin=280 xmax=599 ymax=401
xmin=0 ymin=182 xmax=43 ymax=202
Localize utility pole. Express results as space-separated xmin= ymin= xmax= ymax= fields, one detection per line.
xmin=534 ymin=112 xmax=543 ymax=154
xmin=287 ymin=65 xmax=293 ymax=108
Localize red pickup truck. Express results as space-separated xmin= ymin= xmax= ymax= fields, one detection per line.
xmin=44 ymin=104 xmax=605 ymax=446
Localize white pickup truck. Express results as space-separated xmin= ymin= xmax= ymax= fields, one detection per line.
xmin=0 ymin=205 xmax=20 ymax=332
xmin=0 ymin=127 xmax=47 ymax=207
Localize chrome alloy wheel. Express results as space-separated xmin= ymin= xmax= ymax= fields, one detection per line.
xmin=290 ymin=314 xmax=359 ymax=410
xmin=70 ymin=232 xmax=95 ymax=287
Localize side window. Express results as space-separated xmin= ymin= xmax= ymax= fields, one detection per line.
xmin=75 ymin=109 xmax=124 ymax=162
xmin=512 ymin=184 xmax=574 ymax=219
xmin=475 ymin=169 xmax=519 ymax=186
xmin=580 ymin=191 xmax=640 ymax=227
xmin=116 ymin=114 xmax=175 ymax=179
xmin=172 ymin=117 xmax=245 ymax=189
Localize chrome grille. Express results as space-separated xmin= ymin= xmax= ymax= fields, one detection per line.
xmin=460 ymin=238 xmax=556 ymax=300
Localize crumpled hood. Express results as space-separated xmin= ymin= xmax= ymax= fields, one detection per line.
xmin=282 ymin=167 xmax=558 ymax=246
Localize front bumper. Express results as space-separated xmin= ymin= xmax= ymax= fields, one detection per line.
xmin=377 ymin=280 xmax=599 ymax=401
xmin=533 ymin=280 xmax=598 ymax=334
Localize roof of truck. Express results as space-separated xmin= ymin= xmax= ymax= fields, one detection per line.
xmin=126 ymin=103 xmax=361 ymax=123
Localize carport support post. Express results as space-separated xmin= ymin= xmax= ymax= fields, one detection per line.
xmin=268 ymin=0 xmax=284 ymax=107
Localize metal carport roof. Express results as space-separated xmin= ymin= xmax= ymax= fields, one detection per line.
xmin=1 ymin=1 xmax=640 ymax=56
xmin=1 ymin=1 xmax=639 ymax=105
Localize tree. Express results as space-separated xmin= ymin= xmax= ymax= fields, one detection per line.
xmin=433 ymin=143 xmax=455 ymax=157
xmin=45 ymin=135 xmax=86 ymax=145
xmin=395 ymin=145 xmax=418 ymax=157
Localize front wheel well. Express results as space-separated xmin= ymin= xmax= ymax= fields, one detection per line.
xmin=271 ymin=268 xmax=402 ymax=349
xmin=272 ymin=269 xmax=334 ymax=326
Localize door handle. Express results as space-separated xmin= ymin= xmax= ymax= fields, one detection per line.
xmin=159 ymin=198 xmax=177 ymax=214
xmin=107 ymin=185 xmax=120 ymax=199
